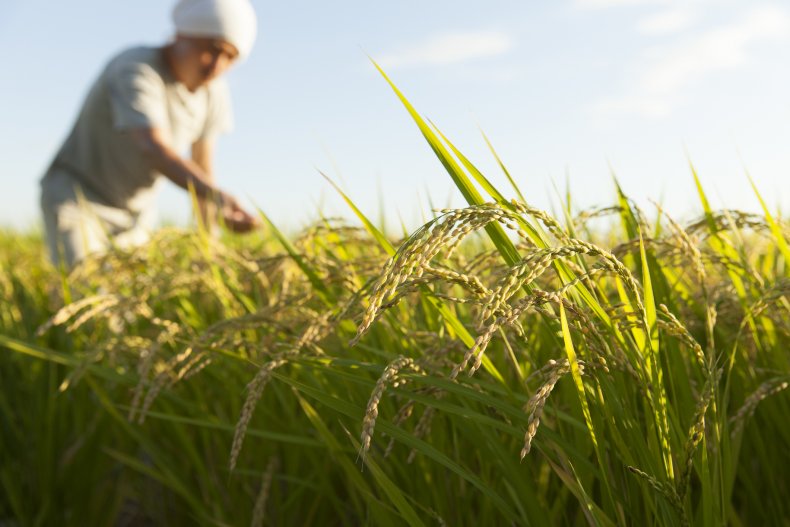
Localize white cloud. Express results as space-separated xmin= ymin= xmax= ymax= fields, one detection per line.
xmin=377 ymin=31 xmax=514 ymax=70
xmin=643 ymin=7 xmax=789 ymax=93
xmin=593 ymin=6 xmax=790 ymax=119
xmin=637 ymin=7 xmax=696 ymax=35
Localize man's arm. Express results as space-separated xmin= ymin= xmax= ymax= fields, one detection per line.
xmin=129 ymin=128 xmax=217 ymax=198
xmin=128 ymin=128 xmax=258 ymax=232
xmin=191 ymin=138 xmax=217 ymax=230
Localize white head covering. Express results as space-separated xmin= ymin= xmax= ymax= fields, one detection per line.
xmin=172 ymin=0 xmax=257 ymax=59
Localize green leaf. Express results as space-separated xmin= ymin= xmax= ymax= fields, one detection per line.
xmin=748 ymin=175 xmax=790 ymax=277
xmin=480 ymin=127 xmax=527 ymax=203
xmin=275 ymin=372 xmax=520 ymax=522
xmin=255 ymin=207 xmax=334 ymax=305
xmin=560 ymin=303 xmax=598 ymax=454
xmin=640 ymin=235 xmax=674 ymax=482
xmin=371 ymin=59 xmax=521 ymax=267
xmin=321 ymin=171 xmax=396 ymax=257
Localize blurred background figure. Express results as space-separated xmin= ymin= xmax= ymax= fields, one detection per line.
xmin=40 ymin=0 xmax=260 ymax=268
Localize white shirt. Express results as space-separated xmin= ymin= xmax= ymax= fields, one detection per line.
xmin=44 ymin=45 xmax=233 ymax=213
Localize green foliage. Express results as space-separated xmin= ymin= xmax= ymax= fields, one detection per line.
xmin=1 ymin=78 xmax=789 ymax=525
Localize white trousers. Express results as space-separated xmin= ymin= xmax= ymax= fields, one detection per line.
xmin=40 ymin=169 xmax=154 ymax=267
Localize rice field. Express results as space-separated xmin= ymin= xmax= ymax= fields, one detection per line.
xmin=1 ymin=78 xmax=789 ymax=526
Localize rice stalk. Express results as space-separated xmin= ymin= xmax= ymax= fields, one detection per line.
xmin=360 ymin=356 xmax=424 ymax=462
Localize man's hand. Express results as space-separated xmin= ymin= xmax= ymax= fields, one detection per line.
xmin=218 ymin=193 xmax=260 ymax=233
xmin=128 ymin=129 xmax=260 ymax=234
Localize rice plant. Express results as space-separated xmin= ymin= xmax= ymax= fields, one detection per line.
xmin=1 ymin=72 xmax=788 ymax=526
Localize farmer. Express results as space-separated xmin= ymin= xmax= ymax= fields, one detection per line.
xmin=40 ymin=0 xmax=260 ymax=267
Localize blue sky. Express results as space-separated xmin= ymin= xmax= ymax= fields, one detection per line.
xmin=1 ymin=0 xmax=788 ymax=231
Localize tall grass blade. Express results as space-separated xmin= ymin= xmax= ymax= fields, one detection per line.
xmin=480 ymin=128 xmax=527 ymax=203
xmin=748 ymin=175 xmax=790 ymax=277
xmin=371 ymin=59 xmax=521 ymax=267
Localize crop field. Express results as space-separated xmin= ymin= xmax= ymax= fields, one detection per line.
xmin=1 ymin=83 xmax=789 ymax=526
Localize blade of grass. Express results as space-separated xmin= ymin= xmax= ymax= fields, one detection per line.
xmin=321 ymin=171 xmax=395 ymax=258
xmin=640 ymin=234 xmax=674 ymax=482
xmin=480 ymin=127 xmax=527 ymax=203
xmin=371 ymin=59 xmax=521 ymax=267
xmin=559 ymin=303 xmax=620 ymax=524
xmin=274 ymin=371 xmax=520 ymax=522
xmin=748 ymin=175 xmax=790 ymax=277
xmin=293 ymin=391 xmax=400 ymax=523
xmin=254 ymin=207 xmax=334 ymax=306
